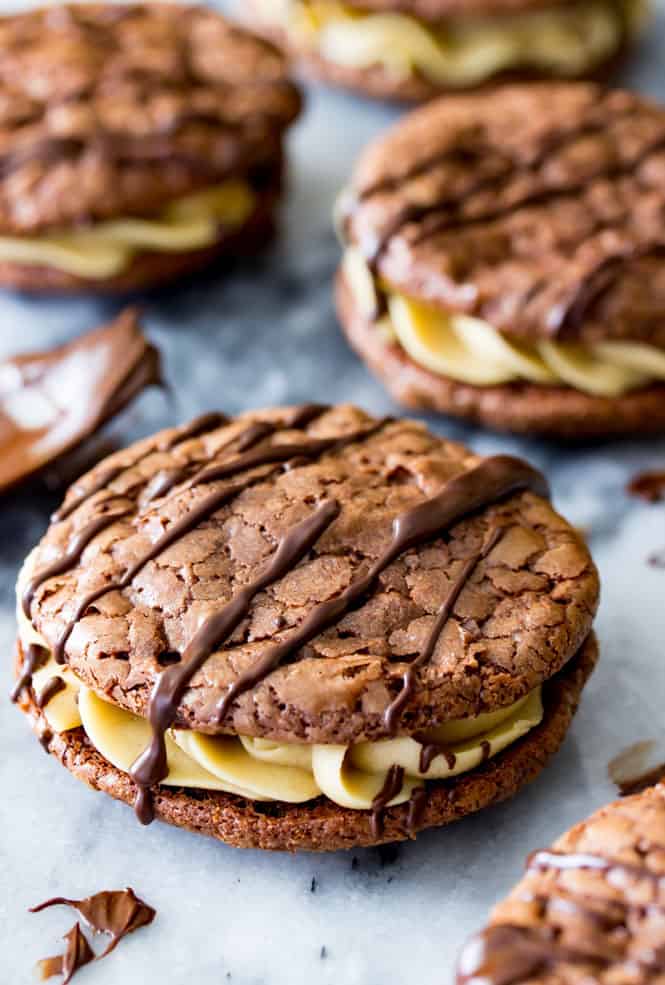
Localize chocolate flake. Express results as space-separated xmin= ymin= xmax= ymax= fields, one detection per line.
xmin=0 ymin=310 xmax=160 ymax=497
xmin=31 ymin=888 xmax=156 ymax=959
xmin=627 ymin=470 xmax=665 ymax=503
xmin=37 ymin=923 xmax=94 ymax=985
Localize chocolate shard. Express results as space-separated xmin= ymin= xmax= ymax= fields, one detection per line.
xmin=0 ymin=309 xmax=161 ymax=495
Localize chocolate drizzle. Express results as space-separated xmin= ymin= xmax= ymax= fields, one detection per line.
xmin=35 ymin=676 xmax=66 ymax=709
xmin=31 ymin=888 xmax=156 ymax=958
xmin=383 ymin=525 xmax=505 ymax=735
xmin=23 ymin=508 xmax=132 ymax=619
xmin=527 ymin=848 xmax=665 ymax=886
xmin=129 ymin=499 xmax=342 ymax=823
xmin=10 ymin=642 xmax=47 ymax=703
xmin=215 ymin=459 xmax=546 ymax=728
xmin=52 ymin=411 xmax=229 ymax=522
xmin=416 ymin=738 xmax=456 ymax=775
xmin=406 ymin=786 xmax=428 ymax=836
xmin=370 ymin=765 xmax=404 ymax=839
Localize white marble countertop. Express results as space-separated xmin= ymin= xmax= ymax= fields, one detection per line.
xmin=2 ymin=4 xmax=665 ymax=983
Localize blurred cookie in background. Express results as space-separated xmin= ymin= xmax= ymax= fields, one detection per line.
xmin=247 ymin=0 xmax=645 ymax=102
xmin=0 ymin=4 xmax=301 ymax=293
xmin=336 ymin=83 xmax=665 ymax=438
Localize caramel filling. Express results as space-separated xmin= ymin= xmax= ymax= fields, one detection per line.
xmin=0 ymin=182 xmax=255 ymax=279
xmin=256 ymin=0 xmax=642 ymax=85
xmin=18 ymin=559 xmax=543 ymax=812
xmin=343 ymin=248 xmax=665 ymax=398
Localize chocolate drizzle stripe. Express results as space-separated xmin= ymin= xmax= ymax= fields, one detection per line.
xmin=35 ymin=675 xmax=66 ymax=709
xmin=50 ymin=412 xmax=370 ymax=665
xmin=215 ymin=459 xmax=546 ymax=726
xmin=52 ymin=474 xmax=270 ymax=663
xmin=129 ymin=499 xmax=342 ymax=824
xmin=456 ymin=924 xmax=619 ymax=985
xmin=370 ymin=764 xmax=404 ymax=839
xmin=186 ymin=420 xmax=387 ymax=491
xmin=383 ymin=525 xmax=504 ymax=735
xmin=527 ymin=849 xmax=665 ymax=886
xmin=416 ymin=737 xmax=456 ymax=775
xmin=10 ymin=642 xmax=47 ymax=703
xmin=355 ymin=93 xmax=628 ymax=201
xmin=52 ymin=411 xmax=229 ymax=522
xmin=406 ymin=785 xmax=428 ymax=836
xmin=23 ymin=509 xmax=131 ymax=618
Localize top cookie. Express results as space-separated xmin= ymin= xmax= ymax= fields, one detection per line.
xmin=0 ymin=3 xmax=301 ymax=236
xmin=22 ymin=404 xmax=599 ymax=746
xmin=341 ymin=83 xmax=665 ymax=347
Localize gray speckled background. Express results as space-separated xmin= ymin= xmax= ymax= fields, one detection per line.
xmin=1 ymin=4 xmax=665 ymax=983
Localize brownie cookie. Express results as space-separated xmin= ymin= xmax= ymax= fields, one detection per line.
xmin=0 ymin=4 xmax=301 ymax=293
xmin=457 ymin=783 xmax=665 ymax=984
xmin=336 ymin=83 xmax=665 ymax=438
xmin=0 ymin=309 xmax=160 ymax=494
xmin=13 ymin=404 xmax=599 ymax=850
xmin=247 ymin=0 xmax=643 ymax=102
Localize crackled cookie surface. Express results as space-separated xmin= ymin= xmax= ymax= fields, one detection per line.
xmin=248 ymin=0 xmax=642 ymax=102
xmin=0 ymin=3 xmax=301 ymax=293
xmin=457 ymin=783 xmax=665 ymax=985
xmin=337 ymin=83 xmax=665 ymax=437
xmin=14 ymin=405 xmax=599 ymax=850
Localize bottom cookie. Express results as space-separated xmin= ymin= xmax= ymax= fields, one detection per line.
xmin=15 ymin=635 xmax=597 ymax=852
xmin=337 ymin=272 xmax=665 ymax=440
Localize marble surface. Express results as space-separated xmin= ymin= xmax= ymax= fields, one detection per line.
xmin=2 ymin=5 xmax=665 ymax=983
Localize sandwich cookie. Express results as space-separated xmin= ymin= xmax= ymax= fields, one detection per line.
xmin=247 ymin=0 xmax=644 ymax=102
xmin=0 ymin=310 xmax=160 ymax=495
xmin=0 ymin=4 xmax=301 ymax=293
xmin=457 ymin=783 xmax=665 ymax=985
xmin=337 ymin=83 xmax=665 ymax=437
xmin=14 ymin=404 xmax=599 ymax=850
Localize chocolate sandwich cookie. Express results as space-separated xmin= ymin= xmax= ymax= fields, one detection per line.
xmin=0 ymin=309 xmax=160 ymax=494
xmin=13 ymin=405 xmax=599 ymax=851
xmin=247 ymin=0 xmax=643 ymax=102
xmin=457 ymin=783 xmax=665 ymax=985
xmin=0 ymin=4 xmax=301 ymax=294
xmin=337 ymin=83 xmax=665 ymax=438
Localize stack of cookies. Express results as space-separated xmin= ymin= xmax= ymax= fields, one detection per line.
xmin=4 ymin=0 xmax=665 ymax=980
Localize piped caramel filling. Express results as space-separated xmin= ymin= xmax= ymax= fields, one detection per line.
xmin=18 ymin=560 xmax=543 ymax=812
xmin=343 ymin=248 xmax=665 ymax=398
xmin=0 ymin=181 xmax=255 ymax=279
xmin=256 ymin=0 xmax=642 ymax=85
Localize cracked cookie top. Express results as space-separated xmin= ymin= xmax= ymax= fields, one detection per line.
xmin=458 ymin=783 xmax=665 ymax=985
xmin=22 ymin=404 xmax=599 ymax=744
xmin=0 ymin=3 xmax=301 ymax=235
xmin=341 ymin=83 xmax=665 ymax=347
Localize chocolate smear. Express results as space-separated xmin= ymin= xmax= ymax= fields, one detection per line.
xmin=31 ymin=888 xmax=156 ymax=959
xmin=627 ymin=470 xmax=665 ymax=503
xmin=0 ymin=309 xmax=161 ymax=496
xmin=37 ymin=923 xmax=94 ymax=985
